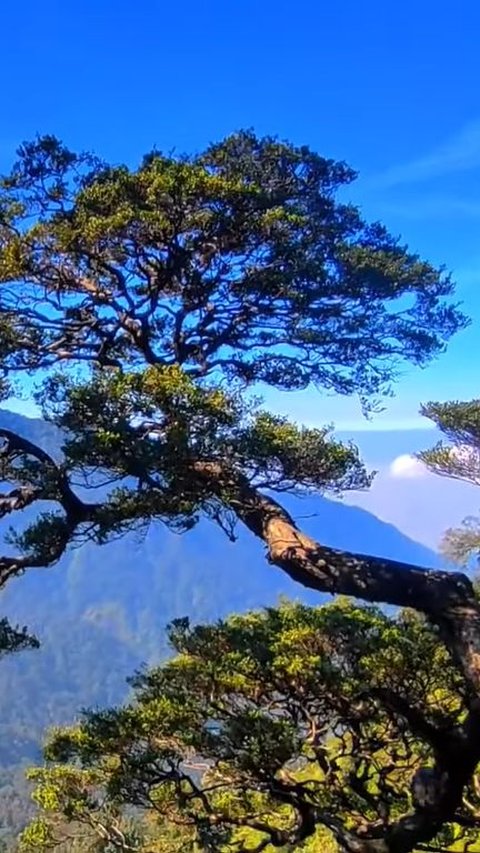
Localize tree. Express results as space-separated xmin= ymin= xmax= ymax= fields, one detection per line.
xmin=0 ymin=131 xmax=476 ymax=850
xmin=0 ymin=620 xmax=37 ymax=659
xmin=0 ymin=623 xmax=38 ymax=848
xmin=20 ymin=600 xmax=480 ymax=853
xmin=419 ymin=400 xmax=480 ymax=566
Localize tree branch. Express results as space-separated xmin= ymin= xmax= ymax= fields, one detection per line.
xmin=0 ymin=429 xmax=99 ymax=586
xmin=192 ymin=461 xmax=480 ymax=701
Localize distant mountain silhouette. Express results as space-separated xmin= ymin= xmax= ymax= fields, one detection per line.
xmin=0 ymin=411 xmax=443 ymax=766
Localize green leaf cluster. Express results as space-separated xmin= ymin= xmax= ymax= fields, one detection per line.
xmin=0 ymin=131 xmax=464 ymax=395
xmin=20 ymin=599 xmax=475 ymax=851
xmin=420 ymin=400 xmax=480 ymax=565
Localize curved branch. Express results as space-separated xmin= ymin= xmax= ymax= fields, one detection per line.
xmin=0 ymin=428 xmax=85 ymax=517
xmin=366 ymin=688 xmax=452 ymax=753
xmin=0 ymin=429 xmax=99 ymax=586
xmin=192 ymin=462 xmax=480 ymax=700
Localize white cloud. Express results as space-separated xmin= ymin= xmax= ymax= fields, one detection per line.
xmin=368 ymin=120 xmax=480 ymax=189
xmin=389 ymin=454 xmax=426 ymax=479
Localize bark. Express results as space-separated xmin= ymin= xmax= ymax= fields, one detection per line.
xmin=376 ymin=703 xmax=480 ymax=853
xmin=192 ymin=462 xmax=480 ymax=852
xmin=193 ymin=462 xmax=480 ymax=697
xmin=1 ymin=439 xmax=480 ymax=852
xmin=0 ymin=429 xmax=99 ymax=586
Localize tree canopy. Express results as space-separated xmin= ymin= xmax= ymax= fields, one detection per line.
xmin=420 ymin=400 xmax=480 ymax=566
xmin=0 ymin=131 xmax=467 ymax=599
xmin=0 ymin=132 xmax=462 ymax=392
xmin=0 ymin=620 xmax=37 ymax=660
xmin=20 ymin=599 xmax=480 ymax=853
xmin=0 ymin=131 xmax=477 ymax=852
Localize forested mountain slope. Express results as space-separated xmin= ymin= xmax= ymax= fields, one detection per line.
xmin=0 ymin=412 xmax=444 ymax=767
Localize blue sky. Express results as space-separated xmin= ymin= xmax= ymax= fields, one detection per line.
xmin=2 ymin=0 xmax=479 ymax=430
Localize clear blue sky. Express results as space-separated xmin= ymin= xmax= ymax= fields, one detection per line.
xmin=2 ymin=0 xmax=479 ymax=429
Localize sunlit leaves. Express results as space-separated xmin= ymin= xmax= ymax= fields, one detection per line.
xmin=0 ymin=364 xmax=370 ymax=555
xmin=0 ymin=129 xmax=468 ymax=584
xmin=22 ymin=599 xmax=472 ymax=851
xmin=0 ymin=130 xmax=465 ymax=394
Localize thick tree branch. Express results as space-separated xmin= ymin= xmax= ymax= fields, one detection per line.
xmin=0 ymin=429 xmax=99 ymax=586
xmin=192 ymin=462 xmax=480 ymax=699
xmin=0 ymin=485 xmax=41 ymax=517
xmin=366 ymin=688 xmax=451 ymax=752
xmin=0 ymin=429 xmax=85 ymax=517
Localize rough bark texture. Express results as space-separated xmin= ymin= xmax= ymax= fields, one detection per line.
xmin=2 ymin=440 xmax=480 ymax=851
xmin=192 ymin=462 xmax=480 ymax=853
xmin=193 ymin=462 xmax=480 ymax=694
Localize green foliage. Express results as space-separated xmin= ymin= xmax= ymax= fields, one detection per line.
xmin=0 ymin=131 xmax=469 ymax=849
xmin=0 ymin=621 xmax=38 ymax=660
xmin=21 ymin=600 xmax=478 ymax=851
xmin=0 ymin=128 xmax=466 ymax=585
xmin=420 ymin=400 xmax=480 ymax=564
xmin=19 ymin=364 xmax=370 ymax=549
xmin=0 ymin=130 xmax=464 ymax=392
xmin=0 ymin=414 xmax=444 ymax=845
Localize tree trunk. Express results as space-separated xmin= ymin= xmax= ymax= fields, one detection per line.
xmin=193 ymin=462 xmax=480 ymax=698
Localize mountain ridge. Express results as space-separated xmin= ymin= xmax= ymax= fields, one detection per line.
xmin=0 ymin=410 xmax=443 ymax=768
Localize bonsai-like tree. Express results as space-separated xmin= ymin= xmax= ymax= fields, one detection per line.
xmin=0 ymin=131 xmax=477 ymax=850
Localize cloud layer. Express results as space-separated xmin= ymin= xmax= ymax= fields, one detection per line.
xmin=389 ymin=454 xmax=426 ymax=479
xmin=369 ymin=120 xmax=480 ymax=189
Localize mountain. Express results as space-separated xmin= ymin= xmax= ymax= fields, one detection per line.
xmin=0 ymin=412 xmax=443 ymax=768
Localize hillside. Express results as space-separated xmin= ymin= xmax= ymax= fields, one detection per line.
xmin=0 ymin=411 xmax=444 ymax=767
xmin=0 ymin=410 xmax=448 ymax=844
